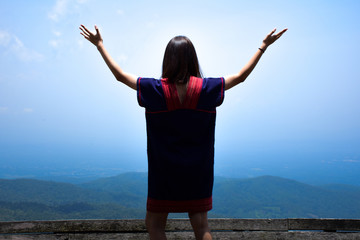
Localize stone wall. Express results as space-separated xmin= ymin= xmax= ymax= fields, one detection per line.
xmin=1 ymin=218 xmax=360 ymax=239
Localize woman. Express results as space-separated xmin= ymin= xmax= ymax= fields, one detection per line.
xmin=80 ymin=24 xmax=287 ymax=240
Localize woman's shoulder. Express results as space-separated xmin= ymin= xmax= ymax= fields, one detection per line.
xmin=138 ymin=77 xmax=162 ymax=82
xmin=138 ymin=77 xmax=163 ymax=87
xmin=201 ymin=77 xmax=225 ymax=88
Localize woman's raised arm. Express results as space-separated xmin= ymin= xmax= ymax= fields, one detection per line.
xmin=80 ymin=25 xmax=137 ymax=90
xmin=225 ymin=28 xmax=287 ymax=91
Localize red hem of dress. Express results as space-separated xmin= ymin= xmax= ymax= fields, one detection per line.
xmin=147 ymin=197 xmax=212 ymax=213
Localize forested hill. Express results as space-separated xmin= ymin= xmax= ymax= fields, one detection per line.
xmin=0 ymin=173 xmax=360 ymax=221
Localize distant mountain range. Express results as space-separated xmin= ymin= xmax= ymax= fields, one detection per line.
xmin=0 ymin=172 xmax=359 ymax=221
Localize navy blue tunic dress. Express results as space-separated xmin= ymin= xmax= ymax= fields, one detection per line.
xmin=137 ymin=76 xmax=224 ymax=212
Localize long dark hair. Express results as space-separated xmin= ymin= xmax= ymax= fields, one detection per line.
xmin=161 ymin=36 xmax=202 ymax=84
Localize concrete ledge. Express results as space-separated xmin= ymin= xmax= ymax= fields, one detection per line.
xmin=288 ymin=218 xmax=360 ymax=231
xmin=1 ymin=219 xmax=359 ymax=240
xmin=1 ymin=231 xmax=360 ymax=240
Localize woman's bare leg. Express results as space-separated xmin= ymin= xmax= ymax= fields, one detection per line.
xmin=145 ymin=211 xmax=169 ymax=240
xmin=188 ymin=211 xmax=212 ymax=240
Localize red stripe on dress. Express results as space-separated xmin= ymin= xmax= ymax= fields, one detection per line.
xmin=220 ymin=77 xmax=224 ymax=103
xmin=183 ymin=77 xmax=193 ymax=108
xmin=182 ymin=77 xmax=192 ymax=108
xmin=169 ymin=82 xmax=181 ymax=109
xmin=137 ymin=77 xmax=142 ymax=106
xmin=147 ymin=197 xmax=212 ymax=213
xmin=161 ymin=77 xmax=205 ymax=111
xmin=189 ymin=76 xmax=203 ymax=109
xmin=161 ymin=79 xmax=181 ymax=111
xmin=161 ymin=79 xmax=173 ymax=111
xmin=182 ymin=76 xmax=203 ymax=109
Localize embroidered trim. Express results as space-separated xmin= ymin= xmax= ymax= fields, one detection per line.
xmin=137 ymin=77 xmax=142 ymax=107
xmin=161 ymin=79 xmax=179 ymax=111
xmin=161 ymin=77 xmax=203 ymax=111
xmin=220 ymin=77 xmax=224 ymax=105
xmin=184 ymin=76 xmax=203 ymax=109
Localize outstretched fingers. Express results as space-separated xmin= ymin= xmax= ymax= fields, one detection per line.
xmin=275 ymin=28 xmax=288 ymax=38
xmin=79 ymin=26 xmax=89 ymax=38
xmin=262 ymin=27 xmax=287 ymax=47
xmin=80 ymin=31 xmax=88 ymax=39
xmin=79 ymin=24 xmax=103 ymax=47
xmin=95 ymin=25 xmax=100 ymax=35
xmin=79 ymin=25 xmax=95 ymax=40
xmin=268 ymin=28 xmax=277 ymax=36
xmin=268 ymin=28 xmax=287 ymax=38
xmin=80 ymin=25 xmax=91 ymax=34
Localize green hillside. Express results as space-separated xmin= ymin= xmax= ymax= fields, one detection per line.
xmin=213 ymin=176 xmax=360 ymax=218
xmin=0 ymin=178 xmax=113 ymax=204
xmin=0 ymin=178 xmax=146 ymax=221
xmin=0 ymin=201 xmax=144 ymax=221
xmin=80 ymin=172 xmax=147 ymax=209
xmin=0 ymin=173 xmax=359 ymax=221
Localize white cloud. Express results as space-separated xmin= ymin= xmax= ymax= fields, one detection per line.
xmin=53 ymin=30 xmax=62 ymax=37
xmin=49 ymin=39 xmax=61 ymax=48
xmin=146 ymin=21 xmax=156 ymax=29
xmin=251 ymin=168 xmax=263 ymax=171
xmin=145 ymin=14 xmax=159 ymax=29
xmin=47 ymin=0 xmax=88 ymax=49
xmin=23 ymin=108 xmax=34 ymax=113
xmin=0 ymin=107 xmax=35 ymax=114
xmin=343 ymin=159 xmax=360 ymax=163
xmin=77 ymin=39 xmax=84 ymax=48
xmin=12 ymin=36 xmax=44 ymax=61
xmin=48 ymin=0 xmax=88 ymax=22
xmin=117 ymin=54 xmax=128 ymax=63
xmin=12 ymin=36 xmax=24 ymax=49
xmin=0 ymin=31 xmax=11 ymax=46
xmin=48 ymin=0 xmax=69 ymax=22
xmin=48 ymin=30 xmax=63 ymax=48
xmin=116 ymin=9 xmax=124 ymax=15
xmin=0 ymin=30 xmax=44 ymax=62
xmin=0 ymin=107 xmax=8 ymax=113
xmin=322 ymin=159 xmax=360 ymax=164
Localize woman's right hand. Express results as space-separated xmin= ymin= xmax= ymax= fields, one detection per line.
xmin=79 ymin=25 xmax=103 ymax=48
xmin=261 ymin=28 xmax=288 ymax=50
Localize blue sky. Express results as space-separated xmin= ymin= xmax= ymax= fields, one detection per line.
xmin=1 ymin=0 xmax=360 ymax=184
